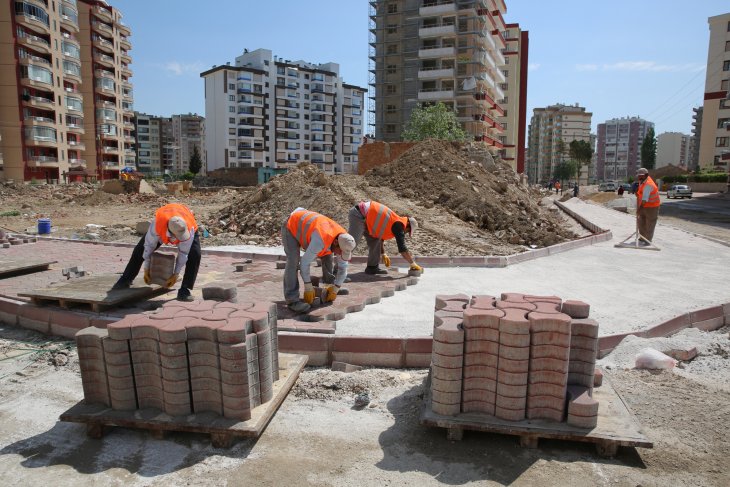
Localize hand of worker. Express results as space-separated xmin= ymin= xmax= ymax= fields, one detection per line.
xmin=410 ymin=263 xmax=423 ymax=273
xmin=143 ymin=269 xmax=151 ymax=285
xmin=165 ymin=273 xmax=179 ymax=288
xmin=324 ymin=285 xmax=339 ymax=303
xmin=381 ymin=254 xmax=391 ymax=267
xmin=303 ymin=282 xmax=315 ymax=305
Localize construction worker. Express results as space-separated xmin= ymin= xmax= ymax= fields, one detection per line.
xmin=283 ymin=208 xmax=356 ymax=313
xmin=112 ymin=203 xmax=200 ymax=301
xmin=348 ymin=200 xmax=422 ymax=275
xmin=635 ymin=167 xmax=661 ymax=245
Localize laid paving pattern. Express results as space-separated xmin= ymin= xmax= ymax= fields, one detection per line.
xmin=430 ymin=292 xmax=599 ymax=429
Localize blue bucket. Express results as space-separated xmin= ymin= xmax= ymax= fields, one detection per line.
xmin=37 ymin=218 xmax=51 ymax=235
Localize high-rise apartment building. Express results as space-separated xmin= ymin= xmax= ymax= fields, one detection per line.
xmin=596 ymin=117 xmax=654 ymax=182
xmin=656 ymin=132 xmax=690 ymax=169
xmin=697 ymin=13 xmax=730 ymax=170
xmin=0 ymin=0 xmax=133 ymax=182
xmin=368 ymin=0 xmax=516 ymax=153
xmin=526 ymin=104 xmax=592 ymax=184
xmin=171 ymin=114 xmax=205 ymax=174
xmin=201 ymin=48 xmax=366 ymax=175
xmin=690 ymin=106 xmax=703 ymax=170
xmin=498 ymin=23 xmax=528 ymax=172
xmin=134 ymin=112 xmax=165 ymax=175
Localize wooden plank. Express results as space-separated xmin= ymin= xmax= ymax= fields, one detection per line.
xmin=420 ymin=370 xmax=652 ymax=452
xmin=19 ymin=274 xmax=167 ymax=307
xmin=59 ymin=353 xmax=307 ymax=441
xmin=0 ymin=259 xmax=56 ymax=278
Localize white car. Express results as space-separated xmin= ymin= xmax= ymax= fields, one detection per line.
xmin=598 ymin=182 xmax=617 ymax=192
xmin=667 ymin=184 xmax=692 ymax=199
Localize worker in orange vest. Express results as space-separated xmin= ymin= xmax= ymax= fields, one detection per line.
xmin=112 ymin=203 xmax=200 ymax=301
xmin=635 ymin=167 xmax=661 ymax=245
xmin=347 ymin=200 xmax=422 ymax=275
xmin=283 ymin=208 xmax=356 ymax=313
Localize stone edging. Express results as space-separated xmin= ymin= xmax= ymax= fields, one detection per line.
xmin=1 ymin=296 xmax=726 ymax=367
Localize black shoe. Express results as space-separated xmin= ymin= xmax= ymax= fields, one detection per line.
xmin=287 ymin=301 xmax=311 ymax=313
xmin=176 ymin=288 xmax=194 ymax=302
xmin=364 ymin=266 xmax=388 ymax=275
xmin=111 ymin=279 xmax=131 ymax=291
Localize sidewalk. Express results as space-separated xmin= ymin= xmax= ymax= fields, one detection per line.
xmin=335 ymin=198 xmax=730 ymax=337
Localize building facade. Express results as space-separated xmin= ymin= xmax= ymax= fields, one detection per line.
xmin=526 ymin=104 xmax=592 ymax=184
xmin=697 ymin=13 xmax=730 ymax=171
xmin=201 ymin=48 xmax=366 ymax=175
xmin=134 ymin=112 xmax=165 ymax=176
xmin=171 ymin=114 xmax=205 ymax=174
xmin=369 ymin=0 xmax=514 ymax=154
xmin=0 ymin=0 xmax=133 ymax=182
xmin=596 ymin=117 xmax=654 ymax=182
xmin=689 ymin=106 xmax=703 ymax=170
xmin=498 ymin=22 xmax=528 ymax=173
xmin=656 ymin=132 xmax=690 ymax=169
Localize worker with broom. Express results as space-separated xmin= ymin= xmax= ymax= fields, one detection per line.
xmin=635 ymin=168 xmax=661 ymax=245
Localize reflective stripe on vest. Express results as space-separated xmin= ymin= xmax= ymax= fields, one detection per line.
xmin=637 ymin=177 xmax=661 ymax=208
xmin=287 ymin=209 xmax=345 ymax=257
xmin=154 ymin=203 xmax=197 ymax=245
xmin=366 ymin=201 xmax=409 ymax=241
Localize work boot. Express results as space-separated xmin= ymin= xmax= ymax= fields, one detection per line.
xmin=176 ymin=287 xmax=194 ymax=302
xmin=111 ymin=279 xmax=131 ymax=291
xmin=287 ymin=301 xmax=310 ymax=314
xmin=364 ymin=266 xmax=388 ymax=275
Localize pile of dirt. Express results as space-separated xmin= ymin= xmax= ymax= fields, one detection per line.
xmin=208 ymin=140 xmax=576 ymax=256
xmin=652 ymin=164 xmax=690 ymax=180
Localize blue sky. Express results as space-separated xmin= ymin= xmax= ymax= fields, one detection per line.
xmin=115 ymin=0 xmax=729 ymax=136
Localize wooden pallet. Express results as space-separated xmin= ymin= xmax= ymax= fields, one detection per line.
xmin=60 ymin=353 xmax=307 ymax=447
xmin=420 ymin=370 xmax=652 ymax=457
xmin=0 ymin=259 xmax=56 ymax=278
xmin=18 ymin=274 xmax=168 ymax=312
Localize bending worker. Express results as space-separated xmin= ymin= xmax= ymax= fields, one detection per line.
xmin=348 ymin=200 xmax=422 ymax=275
xmin=635 ymin=167 xmax=661 ymax=245
xmin=113 ymin=203 xmax=200 ymax=302
xmin=283 ymin=208 xmax=356 ymax=313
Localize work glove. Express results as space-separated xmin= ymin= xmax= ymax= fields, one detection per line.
xmin=410 ymin=263 xmax=423 ymax=273
xmin=165 ymin=273 xmax=179 ymax=288
xmin=143 ymin=269 xmax=151 ymax=285
xmin=303 ymin=282 xmax=315 ymax=305
xmin=381 ymin=254 xmax=391 ymax=267
xmin=324 ymin=285 xmax=339 ymax=303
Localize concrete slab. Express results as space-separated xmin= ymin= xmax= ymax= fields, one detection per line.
xmin=0 ymin=259 xmax=56 ymax=278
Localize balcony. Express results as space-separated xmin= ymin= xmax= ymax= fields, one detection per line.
xmin=419 ymin=2 xmax=456 ymax=16
xmin=27 ymin=156 xmax=59 ymax=168
xmin=418 ymin=88 xmax=455 ymax=101
xmin=93 ymin=5 xmax=113 ymax=22
xmin=68 ymin=158 xmax=86 ymax=169
xmin=92 ymin=35 xmax=114 ymax=53
xmin=119 ymin=36 xmax=131 ymax=50
xmin=94 ymin=52 xmax=115 ymax=68
xmin=418 ymin=67 xmax=454 ymax=80
xmin=25 ymin=135 xmax=57 ymax=148
xmin=92 ymin=21 xmax=113 ymax=36
xmin=116 ymin=21 xmax=131 ymax=36
xmin=60 ymin=12 xmax=79 ymax=33
xmin=17 ymin=33 xmax=51 ymax=54
xmin=102 ymin=161 xmax=121 ymax=169
xmin=121 ymin=65 xmax=133 ymax=76
xmin=120 ymin=51 xmax=132 ymax=64
xmin=68 ymin=140 xmax=86 ymax=150
xmin=419 ymin=25 xmax=456 ymax=38
xmin=418 ymin=46 xmax=456 ymax=59
xmin=66 ymin=122 xmax=84 ymax=134
xmin=64 ymin=67 xmax=82 ymax=83
xmin=15 ymin=11 xmax=50 ymax=34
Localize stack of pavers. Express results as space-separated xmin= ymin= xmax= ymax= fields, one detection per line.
xmin=431 ymin=292 xmax=600 ymax=429
xmin=148 ymin=252 xmax=177 ymax=286
xmin=76 ymin=298 xmax=279 ymax=422
xmin=0 ymin=233 xmax=36 ymax=248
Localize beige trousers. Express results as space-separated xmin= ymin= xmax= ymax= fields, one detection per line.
xmin=638 ymin=206 xmax=660 ymax=242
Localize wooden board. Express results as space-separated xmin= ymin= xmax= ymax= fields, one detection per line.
xmin=420 ymin=370 xmax=652 ymax=457
xmin=0 ymin=259 xmax=56 ymax=278
xmin=59 ymin=353 xmax=308 ymax=447
xmin=18 ymin=274 xmax=168 ymax=312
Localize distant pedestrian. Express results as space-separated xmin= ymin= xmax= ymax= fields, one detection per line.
xmin=555 ymin=181 xmax=561 ymax=195
xmin=617 ymin=185 xmax=624 ymax=196
xmin=573 ymin=184 xmax=579 ymax=197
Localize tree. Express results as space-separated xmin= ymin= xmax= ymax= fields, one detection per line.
xmin=553 ymin=160 xmax=578 ymax=183
xmin=402 ymin=102 xmax=468 ymax=142
xmin=640 ymin=127 xmax=657 ymax=170
xmin=569 ymin=139 xmax=593 ymax=183
xmin=188 ymin=145 xmax=202 ymax=175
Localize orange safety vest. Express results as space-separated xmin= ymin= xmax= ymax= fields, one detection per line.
xmin=286 ymin=209 xmax=345 ymax=257
xmin=155 ymin=203 xmax=197 ymax=245
xmin=636 ymin=176 xmax=661 ymax=208
xmin=365 ymin=201 xmax=409 ymax=241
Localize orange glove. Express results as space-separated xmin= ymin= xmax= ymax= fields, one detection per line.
xmin=165 ymin=273 xmax=179 ymax=288
xmin=303 ymin=282 xmax=315 ymax=304
xmin=324 ymin=285 xmax=339 ymax=303
xmin=381 ymin=254 xmax=391 ymax=267
xmin=143 ymin=269 xmax=151 ymax=285
xmin=409 ymin=263 xmax=423 ymax=273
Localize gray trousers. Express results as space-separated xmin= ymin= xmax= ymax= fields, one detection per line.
xmin=347 ymin=206 xmax=382 ymax=268
xmin=638 ymin=206 xmax=660 ymax=242
xmin=281 ymin=222 xmax=334 ymax=303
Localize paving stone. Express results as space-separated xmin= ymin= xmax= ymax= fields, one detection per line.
xmin=496 ymin=382 xmax=528 ymax=399
xmin=464 ymin=328 xmax=499 ymax=342
xmin=499 ymin=344 xmax=530 ymax=361
xmin=432 ymin=364 xmax=463 ymax=381
xmin=463 ymin=352 xmax=498 ymax=367
xmin=495 ymin=406 xmax=525 ymax=421
xmin=469 ymin=295 xmax=496 ymax=309
xmin=162 ymin=379 xmax=190 ymax=394
xmin=431 ymin=376 xmax=463 ymax=393
xmin=569 ymin=347 xmax=597 ymax=364
xmin=496 ymin=300 xmax=537 ymax=312
xmin=462 ymin=377 xmax=497 ymax=392
xmin=531 ymin=344 xmax=571 ymax=360
xmin=463 ymin=365 xmax=498 ymax=380
xmin=568 ymin=360 xmax=597 ymax=376
xmin=462 ymin=401 xmax=495 ymax=415
xmin=500 ymin=292 xmax=525 ymax=302
xmin=562 ymin=300 xmax=590 ymax=319
xmin=497 ymin=357 xmax=530 ymax=374
xmin=435 ymin=294 xmax=471 ymax=309
xmin=463 ymin=307 xmax=503 ymax=329
xmin=570 ymin=318 xmax=599 ymax=338
xmin=524 ymin=295 xmax=562 ymax=305
xmin=202 ymin=281 xmax=238 ymax=302
xmin=528 ymin=312 xmax=572 ymax=333
xmin=432 ymin=340 xmax=465 ymax=356
xmin=431 ymin=400 xmax=461 ymax=416
xmin=464 ymin=340 xmax=499 ymax=355
xmin=499 ymin=331 xmax=531 ymax=348
xmin=149 ymin=252 xmax=176 ymax=286
xmin=570 ymin=335 xmax=598 ymax=352
xmin=496 ymin=393 xmax=527 ymax=411
xmin=593 ymin=368 xmax=603 ymax=387
xmin=526 ymin=407 xmax=564 ymax=422
xmin=433 ymin=317 xmax=464 ymax=344
xmin=529 ymin=357 xmax=569 ymax=374
xmin=432 ymin=352 xmax=464 ymax=369
xmin=530 ymin=331 xmax=571 ymax=348
xmin=665 ymin=346 xmax=699 ymax=361
xmin=498 ymin=308 xmax=531 ymax=334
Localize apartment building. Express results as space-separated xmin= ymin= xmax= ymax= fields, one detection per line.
xmin=656 ymin=132 xmax=690 ymax=169
xmin=134 ymin=112 xmax=165 ymax=175
xmin=369 ymin=0 xmax=514 ymax=153
xmin=596 ymin=117 xmax=654 ymax=182
xmin=0 ymin=0 xmax=133 ymax=182
xmin=497 ymin=23 xmax=528 ymax=172
xmin=697 ymin=12 xmax=730 ymax=170
xmin=171 ymin=114 xmax=205 ymax=174
xmin=201 ymin=48 xmax=366 ymax=175
xmin=690 ymin=106 xmax=703 ymax=170
xmin=526 ymin=104 xmax=592 ymax=184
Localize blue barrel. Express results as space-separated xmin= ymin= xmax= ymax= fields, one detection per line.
xmin=37 ymin=218 xmax=51 ymax=235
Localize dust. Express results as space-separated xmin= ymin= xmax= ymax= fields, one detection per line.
xmin=292 ymin=368 xmax=423 ymax=402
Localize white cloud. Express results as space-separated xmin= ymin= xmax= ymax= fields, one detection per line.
xmin=575 ymin=61 xmax=704 ymax=73
xmin=161 ymin=61 xmax=205 ymax=76
xmin=528 ymin=63 xmax=540 ymax=71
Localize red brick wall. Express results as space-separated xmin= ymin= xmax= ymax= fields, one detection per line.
xmin=357 ymin=142 xmax=417 ymax=175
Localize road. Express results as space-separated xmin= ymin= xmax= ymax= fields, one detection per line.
xmin=658 ymin=192 xmax=730 ymax=245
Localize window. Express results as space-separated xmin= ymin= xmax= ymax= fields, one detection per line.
xmin=387 ymin=3 xmax=397 ymax=13
xmin=385 ymin=124 xmax=396 ymax=134
xmin=15 ymin=1 xmax=50 ymax=26
xmin=229 ymin=106 xmax=235 ymax=113
xmin=722 ymin=79 xmax=729 ymax=91
xmin=229 ymin=151 xmax=236 ymax=157
xmin=229 ymin=83 xmax=235 ymax=90
xmin=229 ymin=117 xmax=235 ymax=124
xmin=724 ymin=60 xmax=730 ymax=72
xmin=726 ymin=41 xmax=730 ymax=52
xmin=229 ymin=95 xmax=235 ymax=101
xmin=387 ymin=44 xmax=398 ymax=55
xmin=716 ymin=137 xmax=729 ymax=147
xmin=386 ymin=64 xmax=397 ymax=74
xmin=721 ymin=99 xmax=730 ymax=109
xmin=386 ymin=84 xmax=396 ymax=94
xmin=718 ymin=118 xmax=729 ymax=129
xmin=502 ymin=70 xmax=508 ymax=78
xmin=229 ymin=139 xmax=236 ymax=147
xmin=387 ymin=24 xmax=398 ymax=34
xmin=228 ymin=128 xmax=236 ymax=135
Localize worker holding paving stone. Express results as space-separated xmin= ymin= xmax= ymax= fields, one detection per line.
xmin=283 ymin=208 xmax=356 ymax=313
xmin=112 ymin=203 xmax=201 ymax=302
xmin=348 ymin=200 xmax=422 ymax=275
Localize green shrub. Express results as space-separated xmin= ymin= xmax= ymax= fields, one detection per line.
xmin=0 ymin=210 xmax=20 ymax=217
xmin=181 ymin=171 xmax=195 ymax=181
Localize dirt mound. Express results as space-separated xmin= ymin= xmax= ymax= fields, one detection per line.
xmin=652 ymin=164 xmax=689 ymax=180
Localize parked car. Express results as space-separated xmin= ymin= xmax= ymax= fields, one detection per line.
xmin=667 ymin=184 xmax=693 ymax=199
xmin=598 ymin=182 xmax=617 ymax=192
